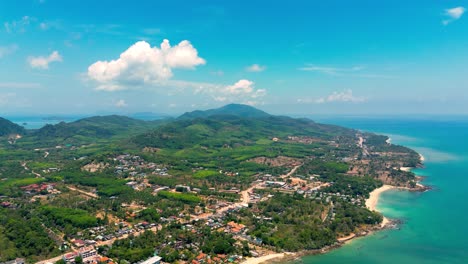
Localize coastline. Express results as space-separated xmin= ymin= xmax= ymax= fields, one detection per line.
xmin=241 ymin=151 xmax=426 ymax=264
xmin=366 ymin=185 xmax=395 ymax=227
xmin=241 ymin=253 xmax=293 ymax=264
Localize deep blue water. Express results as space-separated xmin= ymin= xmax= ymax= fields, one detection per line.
xmin=299 ymin=117 xmax=468 ymax=264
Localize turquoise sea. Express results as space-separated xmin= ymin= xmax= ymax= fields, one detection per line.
xmin=298 ymin=117 xmax=468 ymax=264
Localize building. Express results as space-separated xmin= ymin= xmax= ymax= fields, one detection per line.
xmin=0 ymin=258 xmax=25 ymax=264
xmin=139 ymin=256 xmax=162 ymax=264
xmin=63 ymin=252 xmax=79 ymax=263
xmin=79 ymin=246 xmax=97 ymax=259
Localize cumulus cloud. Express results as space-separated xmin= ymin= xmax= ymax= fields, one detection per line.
xmin=28 ymin=51 xmax=62 ymax=69
xmin=246 ymin=64 xmax=266 ymax=72
xmin=86 ymin=40 xmax=266 ymax=105
xmin=212 ymin=79 xmax=266 ymax=105
xmin=226 ymin=79 xmax=254 ymax=94
xmin=0 ymin=44 xmax=18 ymax=58
xmin=115 ymin=99 xmax=127 ymax=108
xmin=443 ymin=7 xmax=466 ymax=25
xmin=298 ymin=90 xmax=366 ymax=104
xmin=87 ymin=40 xmax=206 ymax=91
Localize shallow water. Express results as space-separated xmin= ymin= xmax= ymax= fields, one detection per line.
xmin=299 ymin=117 xmax=468 ymax=264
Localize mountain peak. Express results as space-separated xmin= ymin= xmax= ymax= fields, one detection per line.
xmin=178 ymin=104 xmax=270 ymax=120
xmin=0 ymin=117 xmax=25 ymax=136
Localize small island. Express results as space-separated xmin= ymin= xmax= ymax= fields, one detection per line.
xmin=0 ymin=104 xmax=427 ymax=264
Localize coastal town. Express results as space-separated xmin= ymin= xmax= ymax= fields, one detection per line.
xmin=0 ymin=99 xmax=430 ymax=264
xmin=1 ymin=122 xmax=425 ymax=264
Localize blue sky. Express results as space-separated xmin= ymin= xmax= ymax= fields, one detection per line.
xmin=0 ymin=0 xmax=467 ymax=115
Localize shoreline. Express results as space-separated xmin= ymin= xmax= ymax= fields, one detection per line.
xmin=241 ymin=253 xmax=293 ymax=264
xmin=365 ymin=184 xmax=396 ymax=227
xmin=241 ymin=149 xmax=427 ymax=264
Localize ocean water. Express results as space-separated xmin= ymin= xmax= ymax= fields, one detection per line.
xmin=6 ymin=115 xmax=84 ymax=129
xmin=298 ymin=117 xmax=468 ymax=264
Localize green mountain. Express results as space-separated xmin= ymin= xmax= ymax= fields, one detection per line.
xmin=133 ymin=112 xmax=355 ymax=150
xmin=33 ymin=115 xmax=167 ymax=141
xmin=0 ymin=117 xmax=25 ymax=136
xmin=178 ymin=103 xmax=271 ymax=120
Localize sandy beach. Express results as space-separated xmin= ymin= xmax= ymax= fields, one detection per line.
xmin=419 ymin=154 xmax=425 ymax=162
xmin=242 ymin=151 xmax=426 ymax=263
xmin=366 ymin=185 xmax=395 ymax=211
xmin=241 ymin=253 xmax=290 ymax=264
xmin=400 ymin=167 xmax=412 ymax=172
xmin=400 ymin=154 xmax=425 ymax=172
xmin=366 ymin=185 xmax=396 ymax=227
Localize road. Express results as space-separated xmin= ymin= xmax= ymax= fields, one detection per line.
xmin=280 ymin=164 xmax=301 ymax=179
xmin=67 ymin=186 xmax=99 ymax=199
xmin=36 ymin=254 xmax=66 ymax=264
xmin=357 ymin=136 xmax=369 ymax=156
xmin=191 ymin=165 xmax=301 ymax=221
xmin=35 ymin=226 xmax=160 ymax=263
xmin=96 ymin=226 xmax=160 ymax=247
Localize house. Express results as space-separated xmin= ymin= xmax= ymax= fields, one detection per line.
xmin=72 ymin=239 xmax=86 ymax=248
xmin=0 ymin=258 xmax=25 ymax=264
xmin=63 ymin=252 xmax=79 ymax=263
xmin=226 ymin=221 xmax=246 ymax=234
xmin=196 ymin=253 xmax=207 ymax=263
xmin=0 ymin=201 xmax=12 ymax=208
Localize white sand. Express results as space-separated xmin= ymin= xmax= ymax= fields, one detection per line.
xmin=241 ymin=253 xmax=289 ymax=264
xmin=400 ymin=167 xmax=412 ymax=172
xmin=366 ymin=185 xmax=395 ymax=227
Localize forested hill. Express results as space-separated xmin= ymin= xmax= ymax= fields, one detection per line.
xmin=0 ymin=117 xmax=25 ymax=136
xmin=32 ymin=115 xmax=168 ymax=140
xmin=132 ymin=113 xmax=357 ymax=150
xmin=178 ymin=103 xmax=271 ymax=120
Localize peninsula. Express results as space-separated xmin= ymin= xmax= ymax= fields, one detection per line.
xmin=0 ymin=104 xmax=426 ymax=264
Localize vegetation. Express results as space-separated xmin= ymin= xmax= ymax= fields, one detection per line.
xmin=0 ymin=117 xmax=25 ymax=136
xmin=0 ymin=104 xmax=423 ymax=262
xmin=0 ymin=207 xmax=59 ymax=262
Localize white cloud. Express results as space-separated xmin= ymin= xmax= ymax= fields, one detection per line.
xmin=226 ymin=79 xmax=254 ymax=95
xmin=86 ymin=40 xmax=266 ymax=105
xmin=115 ymin=99 xmax=127 ymax=108
xmin=28 ymin=51 xmax=62 ymax=69
xmin=217 ymin=79 xmax=267 ymax=105
xmin=299 ymin=65 xmax=394 ymax=79
xmin=4 ymin=16 xmax=33 ymax=33
xmin=246 ymin=64 xmax=266 ymax=72
xmin=0 ymin=44 xmax=18 ymax=58
xmin=87 ymin=40 xmax=206 ymax=91
xmin=162 ymin=79 xmax=267 ymax=105
xmin=313 ymin=89 xmax=367 ymax=104
xmin=299 ymin=65 xmax=364 ymax=75
xmin=39 ymin=22 xmax=48 ymax=30
xmin=443 ymin=7 xmax=466 ymax=25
